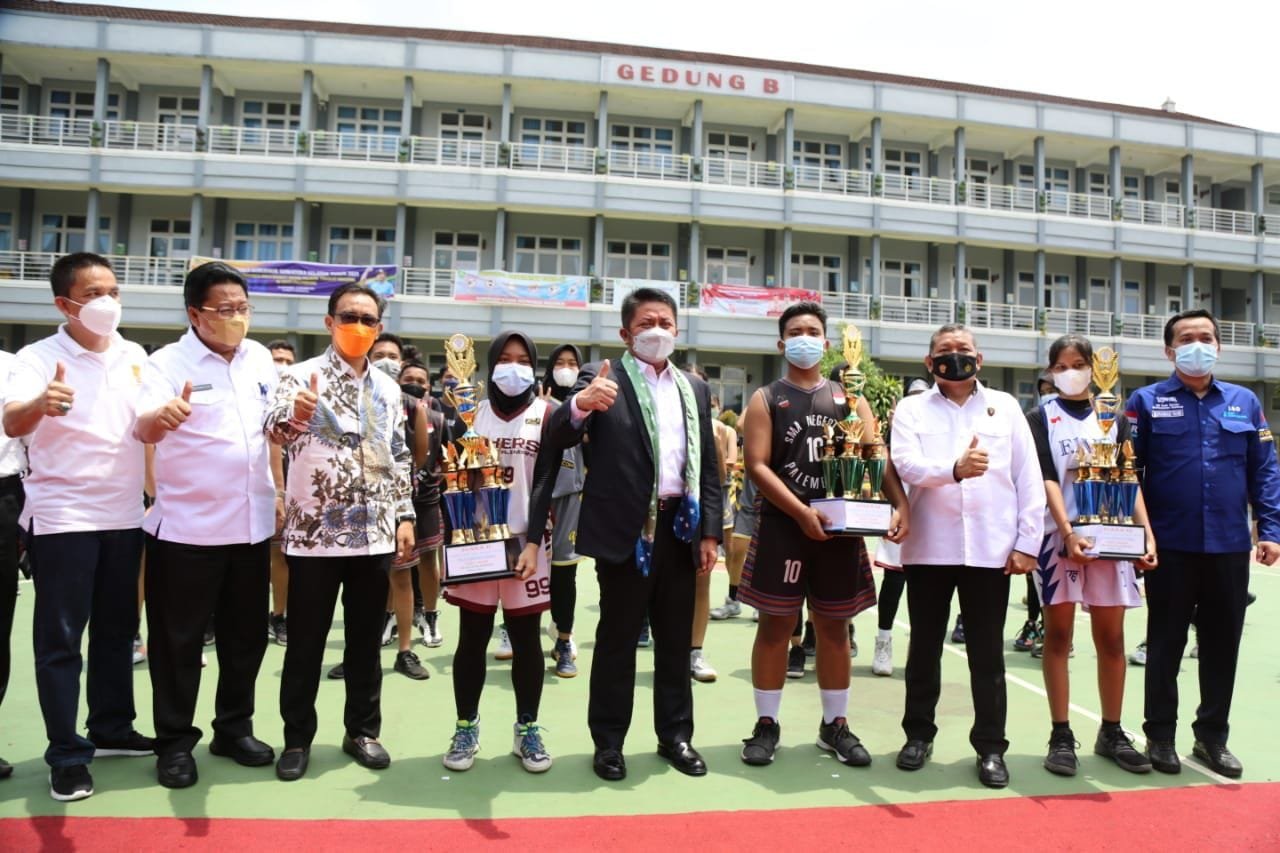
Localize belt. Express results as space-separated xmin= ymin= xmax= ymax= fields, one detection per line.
xmin=657 ymin=496 xmax=683 ymax=512
xmin=0 ymin=473 xmax=21 ymax=487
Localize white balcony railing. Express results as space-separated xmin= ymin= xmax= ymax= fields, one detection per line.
xmin=207 ymin=125 xmax=301 ymax=158
xmin=401 ymin=267 xmax=454 ymax=299
xmin=510 ymin=142 xmax=596 ymax=174
xmin=880 ymin=295 xmax=955 ymax=325
xmin=1044 ymin=191 xmax=1114 ymax=221
xmin=1193 ymin=207 xmax=1257 ymax=236
xmin=703 ymin=157 xmax=784 ymax=189
xmin=1117 ymin=313 xmax=1166 ymax=340
xmin=100 ymin=120 xmax=200 ymax=153
xmin=606 ymin=150 xmax=691 ymax=182
xmin=408 ymin=137 xmax=501 ymax=169
xmin=1043 ymin=307 xmax=1113 ymax=337
xmin=881 ymin=174 xmax=955 ymax=206
xmin=1118 ymin=199 xmax=1185 ymax=228
xmin=308 ymin=130 xmax=401 ymax=162
xmin=1261 ymin=323 xmax=1280 ymax=348
xmin=600 ymin=278 xmax=688 ymax=307
xmin=819 ymin=291 xmax=872 ymax=320
xmin=1264 ymin=216 xmax=1280 ymax=238
xmin=0 ymin=114 xmax=94 ymax=147
xmin=965 ymin=301 xmax=1037 ymax=331
xmin=964 ymin=183 xmax=1038 ymax=213
xmin=1218 ymin=319 xmax=1256 ymax=347
xmin=0 ymin=250 xmax=187 ymax=287
xmin=793 ymin=165 xmax=873 ymax=197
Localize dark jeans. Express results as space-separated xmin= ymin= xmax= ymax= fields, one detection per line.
xmin=0 ymin=476 xmax=23 ymax=715
xmin=31 ymin=527 xmax=143 ymax=767
xmin=1143 ymin=549 xmax=1249 ymax=745
xmin=145 ymin=536 xmax=270 ymax=757
xmin=902 ymin=564 xmax=1011 ymax=755
xmin=279 ymin=553 xmax=390 ymax=750
xmin=589 ymin=503 xmax=696 ymax=750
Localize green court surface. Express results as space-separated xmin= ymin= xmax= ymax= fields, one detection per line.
xmin=0 ymin=554 xmax=1277 ymax=826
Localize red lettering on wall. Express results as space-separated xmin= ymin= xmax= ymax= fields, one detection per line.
xmin=729 ymin=74 xmax=745 ymax=90
xmin=685 ymin=70 xmax=702 ymax=86
xmin=640 ymin=65 xmax=654 ymax=82
xmin=706 ymin=72 xmax=721 ymax=88
xmin=611 ymin=62 xmax=785 ymax=96
xmin=618 ymin=64 xmax=634 ymax=80
xmin=763 ymin=78 xmax=779 ymax=94
xmin=662 ymin=67 xmax=678 ymax=83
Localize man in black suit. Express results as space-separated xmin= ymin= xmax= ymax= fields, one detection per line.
xmin=526 ymin=287 xmax=722 ymax=781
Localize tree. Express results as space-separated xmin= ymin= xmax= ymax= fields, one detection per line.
xmin=819 ymin=325 xmax=903 ymax=429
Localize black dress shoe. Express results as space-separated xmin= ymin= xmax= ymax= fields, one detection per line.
xmin=593 ymin=748 xmax=627 ymax=781
xmin=657 ymin=741 xmax=707 ymax=777
xmin=977 ymin=753 xmax=1009 ymax=788
xmin=275 ymin=748 xmax=309 ymax=781
xmin=157 ymin=751 xmax=197 ymax=789
xmin=1193 ymin=741 xmax=1242 ymax=778
xmin=1147 ymin=739 xmax=1181 ymax=774
xmin=896 ymin=739 xmax=933 ymax=771
xmin=342 ymin=734 xmax=391 ymax=769
xmin=209 ymin=734 xmax=276 ymax=767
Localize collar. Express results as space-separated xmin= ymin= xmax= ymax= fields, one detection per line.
xmin=637 ymin=359 xmax=671 ymax=382
xmin=179 ymin=327 xmax=243 ymax=364
xmin=325 ymin=346 xmax=371 ymax=383
xmin=1156 ymin=372 xmax=1221 ymax=396
xmin=55 ymin=323 xmax=121 ymax=359
xmin=926 ymin=379 xmax=984 ymax=406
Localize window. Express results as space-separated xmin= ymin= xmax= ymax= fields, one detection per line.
xmin=241 ymin=100 xmax=301 ymax=131
xmin=790 ymin=253 xmax=841 ymax=292
xmin=610 ymin=124 xmax=675 ymax=154
xmin=704 ymin=247 xmax=749 ymax=285
xmin=47 ymin=89 xmax=119 ymax=121
xmin=520 ymin=117 xmax=587 ymax=147
xmin=334 ymin=105 xmax=402 ymax=137
xmin=1020 ymin=272 xmax=1072 ymax=309
xmin=440 ymin=112 xmax=487 ymax=141
xmin=156 ymin=95 xmax=199 ymax=126
xmin=1268 ymin=189 xmax=1280 ymax=208
xmin=792 ymin=139 xmax=842 ymax=170
xmin=1089 ymin=171 xmax=1140 ymax=199
xmin=433 ymin=231 xmax=481 ymax=271
xmin=1088 ymin=277 xmax=1109 ymax=312
xmin=1123 ymin=280 xmax=1142 ymax=315
xmin=1165 ymin=179 xmax=1183 ymax=206
xmin=148 ymin=219 xmax=192 ymax=259
xmin=705 ymin=365 xmax=748 ymax=414
xmin=233 ymin=222 xmax=294 ymax=261
xmin=866 ymin=148 xmax=923 ymax=177
xmin=965 ymin=158 xmax=992 ymax=185
xmin=964 ymin=266 xmax=992 ymax=303
xmin=1165 ymin=284 xmax=1182 ymax=315
xmin=0 ymin=84 xmax=21 ymax=115
xmin=0 ymin=212 xmax=12 ymax=251
xmin=878 ymin=259 xmax=923 ymax=298
xmin=513 ymin=236 xmax=582 ymax=276
xmin=327 ymin=226 xmax=395 ymax=266
xmin=605 ymin=241 xmax=672 ymax=281
xmin=40 ymin=213 xmax=112 ymax=254
xmin=706 ymin=131 xmax=750 ymax=160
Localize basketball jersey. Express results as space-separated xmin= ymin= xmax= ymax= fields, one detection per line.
xmin=761 ymin=378 xmax=850 ymax=511
xmin=472 ymin=396 xmax=549 ymax=537
xmin=1040 ymin=396 xmax=1108 ymax=525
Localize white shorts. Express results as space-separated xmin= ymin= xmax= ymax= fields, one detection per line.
xmin=875 ymin=538 xmax=903 ymax=572
xmin=443 ymin=534 xmax=552 ymax=617
xmin=1033 ymin=533 xmax=1143 ymax=611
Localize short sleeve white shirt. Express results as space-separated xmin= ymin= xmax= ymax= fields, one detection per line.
xmin=0 ymin=350 xmax=29 ymax=478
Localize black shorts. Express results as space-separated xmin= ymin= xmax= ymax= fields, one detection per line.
xmin=738 ymin=511 xmax=877 ymax=620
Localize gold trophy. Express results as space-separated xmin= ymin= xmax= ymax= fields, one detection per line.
xmin=835 ymin=324 xmax=866 ymax=499
xmin=862 ymin=419 xmax=888 ymax=501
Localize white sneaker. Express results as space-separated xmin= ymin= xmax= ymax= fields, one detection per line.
xmin=380 ymin=612 xmax=396 ymax=647
xmin=709 ymin=597 xmax=742 ymax=620
xmin=690 ymin=649 xmax=718 ymax=683
xmin=131 ymin=634 xmax=146 ymax=666
xmin=752 ymin=608 xmax=760 ymax=622
xmin=512 ymin=721 xmax=552 ymax=773
xmin=422 ymin=610 xmax=444 ymax=649
xmin=1128 ymin=642 xmax=1147 ymax=666
xmin=546 ymin=619 xmax=559 ymax=644
xmin=444 ymin=719 xmax=480 ymax=771
xmin=495 ymin=626 xmax=513 ymax=661
xmin=871 ymin=636 xmax=893 ymax=676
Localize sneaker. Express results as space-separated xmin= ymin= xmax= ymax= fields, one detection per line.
xmin=132 ymin=633 xmax=146 ymax=666
xmin=422 ymin=610 xmax=444 ymax=648
xmin=327 ymin=663 xmax=345 ymax=679
xmin=710 ymin=597 xmax=742 ymax=620
xmin=1013 ymin=619 xmax=1040 ymax=652
xmin=1189 ymin=644 xmax=1198 ymax=659
xmin=201 ymin=653 xmax=207 ymax=668
xmin=786 ymin=645 xmax=805 ymax=679
xmin=414 ymin=607 xmax=429 ymax=640
xmin=848 ymin=624 xmax=858 ymax=659
xmin=92 ymin=731 xmax=155 ymax=758
xmin=741 ymin=718 xmax=781 ymax=766
xmin=816 ymin=717 xmax=871 ymax=766
xmin=49 ymin=764 xmax=93 ymax=802
xmin=394 ymin=650 xmax=430 ymax=680
xmin=269 ymin=613 xmax=288 ymax=647
xmin=1031 ymin=639 xmax=1070 ymax=659
xmin=1044 ymin=728 xmax=1079 ymax=776
xmin=495 ymin=626 xmax=513 ymax=661
xmin=1094 ymin=726 xmax=1152 ymax=774
xmin=690 ymin=649 xmax=718 ymax=683
xmin=637 ymin=621 xmax=651 ymax=648
xmin=512 ymin=721 xmax=552 ymax=773
xmin=443 ymin=719 xmax=480 ymax=771
xmin=801 ymin=621 xmax=816 ymax=657
xmin=203 ymin=626 xmax=216 ymax=646
xmin=752 ymin=608 xmax=759 ymax=622
xmin=950 ymin=615 xmax=965 ymax=645
xmin=1128 ymin=642 xmax=1147 ymax=666
xmin=553 ymin=639 xmax=578 ymax=678
xmin=380 ymin=612 xmax=397 ymax=647
xmin=545 ymin=623 xmax=578 ymax=660
xmin=871 ymin=636 xmax=893 ymax=676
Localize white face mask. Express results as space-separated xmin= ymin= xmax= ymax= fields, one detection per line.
xmin=67 ymin=295 xmax=122 ymax=337
xmin=631 ymin=327 xmax=675 ymax=364
xmin=492 ymin=362 xmax=534 ymax=396
xmin=552 ymin=366 xmax=578 ymax=388
xmin=1039 ymin=392 xmax=1059 ymax=405
xmin=373 ymin=358 xmax=401 ymax=379
xmin=1052 ymin=368 xmax=1092 ymax=397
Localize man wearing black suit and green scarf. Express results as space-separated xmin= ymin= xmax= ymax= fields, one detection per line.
xmin=525 ymin=287 xmax=722 ymax=781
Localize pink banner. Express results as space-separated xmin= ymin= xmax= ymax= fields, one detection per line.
xmin=699 ymin=284 xmax=821 ymax=317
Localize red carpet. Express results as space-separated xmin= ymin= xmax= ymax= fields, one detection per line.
xmin=3 ymin=783 xmax=1278 ymax=851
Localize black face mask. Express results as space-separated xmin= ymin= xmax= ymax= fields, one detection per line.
xmin=400 ymin=383 xmax=426 ymax=399
xmin=930 ymin=352 xmax=978 ymax=381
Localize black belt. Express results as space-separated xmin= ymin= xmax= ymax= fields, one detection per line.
xmin=0 ymin=474 xmax=21 ymax=487
xmin=657 ymin=496 xmax=683 ymax=512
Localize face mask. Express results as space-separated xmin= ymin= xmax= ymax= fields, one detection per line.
xmin=203 ymin=314 xmax=249 ymax=349
xmin=783 ymin=335 xmax=825 ymax=369
xmin=373 ymin=358 xmax=401 ymax=379
xmin=711 ymin=407 xmax=721 ymax=419
xmin=930 ymin=352 xmax=978 ymax=381
xmin=1039 ymin=392 xmax=1059 ymax=405
xmin=630 ymin=327 xmax=676 ymax=364
xmin=400 ymin=382 xmax=426 ymax=399
xmin=1052 ymin=368 xmax=1091 ymax=397
xmin=552 ymin=366 xmax=578 ymax=388
xmin=332 ymin=321 xmax=376 ymax=359
xmin=275 ymin=363 xmax=289 ymax=377
xmin=67 ymin=295 xmax=122 ymax=337
xmin=492 ymin=363 xmax=534 ymax=396
xmin=1174 ymin=341 xmax=1217 ymax=377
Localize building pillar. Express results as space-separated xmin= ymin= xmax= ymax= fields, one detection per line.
xmin=955 ymin=241 xmax=968 ymax=302
xmin=689 ymin=220 xmax=701 ymax=282
xmin=1111 ymin=257 xmax=1124 ymax=316
xmin=780 ymin=227 xmax=792 ymax=287
xmin=299 ymin=70 xmax=314 ymax=132
xmin=954 ymin=126 xmax=966 ymax=184
xmin=1254 ymin=271 xmax=1267 ymax=326
xmin=1181 ymin=154 xmax=1195 ymax=210
xmin=1034 ymin=250 xmax=1047 ymax=309
xmin=198 ymin=64 xmax=213 ymax=130
xmin=692 ymin=99 xmax=703 ymax=159
xmin=189 ymin=193 xmax=204 ymax=256
xmin=1109 ymin=146 xmax=1122 ymax=201
xmin=926 ymin=243 xmax=939 ymax=298
xmin=1252 ymin=163 xmax=1265 ymax=215
xmin=211 ymin=197 xmax=228 ymax=257
xmin=1182 ymin=264 xmax=1195 ymax=309
xmin=393 ymin=203 xmax=407 ymax=272
xmin=869 ymin=234 xmax=881 ymax=297
xmin=782 ymin=108 xmax=794 ymax=166
xmin=596 ymin=91 xmax=608 ymax=150
xmin=592 ymin=215 xmax=605 ymax=277
xmin=291 ymin=198 xmax=305 ymax=261
xmin=1033 ymin=136 xmax=1045 ymax=191
xmin=400 ymin=76 xmax=414 ymax=141
xmin=85 ymin=189 xmax=101 ymax=253
xmin=500 ymin=84 xmax=512 ymax=143
xmin=93 ymin=58 xmax=110 ymax=123
xmin=494 ymin=208 xmax=507 ymax=269
xmin=870 ymin=117 xmax=883 ymax=175
xmin=847 ymin=236 xmax=860 ymax=294
xmin=115 ymin=194 xmax=132 ymax=254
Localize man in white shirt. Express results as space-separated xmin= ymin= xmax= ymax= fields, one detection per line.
xmin=889 ymin=324 xmax=1045 ymax=789
xmin=2 ymin=253 xmax=154 ymax=802
xmin=0 ymin=348 xmax=28 ymax=782
xmin=134 ymin=262 xmax=284 ymax=789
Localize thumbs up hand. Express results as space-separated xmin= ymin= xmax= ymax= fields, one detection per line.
xmin=293 ymin=372 xmax=320 ymax=423
xmin=953 ymin=433 xmax=989 ymax=480
xmin=156 ymin=380 xmax=194 ymax=432
xmin=42 ymin=360 xmax=76 ymax=417
xmin=574 ymin=359 xmax=618 ymax=413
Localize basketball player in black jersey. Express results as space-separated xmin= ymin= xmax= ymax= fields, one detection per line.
xmin=738 ymin=302 xmax=910 ymax=767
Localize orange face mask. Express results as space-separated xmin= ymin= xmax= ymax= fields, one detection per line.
xmin=333 ymin=321 xmax=377 ymax=358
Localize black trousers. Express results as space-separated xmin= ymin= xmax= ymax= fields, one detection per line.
xmin=145 ymin=536 xmax=270 ymax=756
xmin=589 ymin=504 xmax=696 ymax=750
xmin=0 ymin=476 xmax=22 ymax=716
xmin=279 ymin=553 xmax=390 ymax=750
xmin=902 ymin=564 xmax=1010 ymax=755
xmin=1143 ymin=549 xmax=1249 ymax=745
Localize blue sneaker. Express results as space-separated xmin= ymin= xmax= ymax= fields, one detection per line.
xmin=513 ymin=721 xmax=552 ymax=773
xmin=443 ymin=718 xmax=480 ymax=771
xmin=553 ymin=639 xmax=578 ymax=678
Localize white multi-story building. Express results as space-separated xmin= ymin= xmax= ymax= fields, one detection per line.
xmin=2 ymin=0 xmax=1280 ymax=411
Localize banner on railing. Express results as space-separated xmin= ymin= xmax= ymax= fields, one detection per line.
xmin=453 ymin=270 xmax=590 ymax=307
xmin=699 ymin=284 xmax=821 ymax=317
xmin=611 ymin=279 xmax=681 ymax=307
xmin=188 ymin=257 xmax=398 ymax=299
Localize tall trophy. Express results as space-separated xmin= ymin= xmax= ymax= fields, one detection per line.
xmin=439 ymin=333 xmax=521 ymax=585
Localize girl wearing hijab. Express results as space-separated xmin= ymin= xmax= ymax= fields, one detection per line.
xmin=442 ymin=331 xmax=559 ymax=774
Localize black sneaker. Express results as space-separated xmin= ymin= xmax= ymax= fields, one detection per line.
xmin=816 ymin=717 xmax=871 ymax=766
xmin=951 ymin=615 xmax=965 ymax=644
xmin=92 ymin=731 xmax=155 ymax=757
xmin=786 ymin=645 xmax=805 ymax=679
xmin=394 ymin=650 xmax=430 ymax=680
xmin=270 ymin=613 xmax=287 ymax=647
xmin=741 ymin=718 xmax=781 ymax=766
xmin=49 ymin=764 xmax=94 ymax=802
xmin=801 ymin=621 xmax=816 ymax=657
xmin=1095 ymin=726 xmax=1152 ymax=774
xmin=1044 ymin=728 xmax=1079 ymax=776
xmin=1013 ymin=619 xmax=1040 ymax=652
xmin=327 ymin=663 xmax=345 ymax=680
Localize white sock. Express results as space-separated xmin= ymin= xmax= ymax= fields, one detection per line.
xmin=877 ymin=628 xmax=892 ymax=641
xmin=753 ymin=688 xmax=783 ymax=722
xmin=820 ymin=688 xmax=849 ymax=724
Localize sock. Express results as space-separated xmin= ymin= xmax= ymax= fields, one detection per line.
xmin=728 ymin=584 xmax=739 ymax=602
xmin=691 ymin=646 xmax=701 ymax=652
xmin=1052 ymin=720 xmax=1072 ymax=736
xmin=753 ymin=688 xmax=783 ymax=722
xmin=1101 ymin=719 xmax=1121 ymax=732
xmin=877 ymin=628 xmax=892 ymax=641
xmin=819 ymin=688 xmax=849 ymax=724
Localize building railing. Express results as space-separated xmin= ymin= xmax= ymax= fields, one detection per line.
xmin=821 ymin=291 xmax=873 ymax=320
xmin=880 ymin=295 xmax=954 ymax=325
xmin=308 ymin=129 xmax=401 ymax=162
xmin=1218 ymin=319 xmax=1256 ymax=347
xmin=0 ymin=250 xmax=188 ymax=286
xmin=703 ymin=157 xmax=784 ymax=189
xmin=1118 ymin=313 xmax=1167 ymax=340
xmin=1118 ymin=198 xmax=1185 ymax=228
xmin=964 ymin=183 xmax=1038 ymax=213
xmin=0 ymin=114 xmax=94 ymax=147
xmin=1045 ymin=191 xmax=1113 ymax=221
xmin=1264 ymin=216 xmax=1280 ymax=238
xmin=510 ymin=142 xmax=596 ymax=174
xmin=207 ymin=125 xmax=302 ymax=158
xmin=605 ymin=150 xmax=691 ymax=182
xmin=881 ymin=174 xmax=955 ymax=206
xmin=600 ymin=278 xmax=687 ymax=306
xmin=1261 ymin=323 xmax=1280 ymax=348
xmin=793 ymin=164 xmax=873 ymax=196
xmin=1193 ymin=207 xmax=1257 ymax=236
xmin=101 ymin=120 xmax=200 ymax=153
xmin=400 ymin=267 xmax=455 ymax=299
xmin=408 ymin=137 xmax=501 ymax=169
xmin=1043 ymin=307 xmax=1113 ymax=338
xmin=964 ymin=301 xmax=1038 ymax=332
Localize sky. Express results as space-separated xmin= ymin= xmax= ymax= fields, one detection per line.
xmin=68 ymin=0 xmax=1280 ymax=132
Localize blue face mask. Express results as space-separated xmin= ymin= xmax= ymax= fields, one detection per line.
xmin=1174 ymin=341 xmax=1218 ymax=378
xmin=783 ymin=335 xmax=825 ymax=369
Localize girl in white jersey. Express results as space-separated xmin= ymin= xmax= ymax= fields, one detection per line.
xmin=442 ymin=331 xmax=557 ymax=775
xmin=1026 ymin=334 xmax=1158 ymax=777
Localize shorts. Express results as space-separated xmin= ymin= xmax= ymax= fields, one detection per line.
xmin=550 ymin=493 xmax=582 ymax=565
xmin=732 ymin=508 xmax=758 ymax=540
xmin=875 ymin=538 xmax=904 ymax=572
xmin=1033 ymin=533 xmax=1143 ymax=611
xmin=738 ymin=511 xmax=877 ymax=620
xmin=391 ymin=502 xmax=444 ymax=570
xmin=444 ymin=533 xmax=551 ymax=617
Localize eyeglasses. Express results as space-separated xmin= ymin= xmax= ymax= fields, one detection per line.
xmin=334 ymin=311 xmax=380 ymax=328
xmin=201 ymin=305 xmax=254 ymax=319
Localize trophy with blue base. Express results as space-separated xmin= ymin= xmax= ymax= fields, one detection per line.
xmin=439 ymin=333 xmax=522 ymax=585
